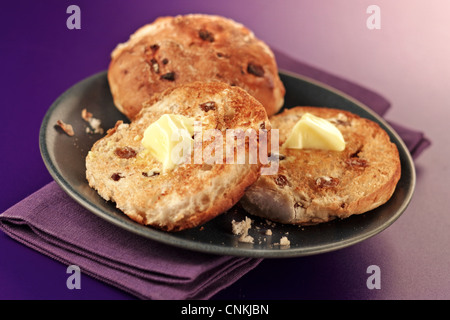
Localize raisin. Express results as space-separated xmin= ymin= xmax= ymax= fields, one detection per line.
xmin=332 ymin=119 xmax=350 ymax=127
xmin=198 ymin=29 xmax=214 ymax=42
xmin=216 ymin=52 xmax=229 ymax=58
xmin=200 ymin=101 xmax=216 ymax=112
xmin=114 ymin=147 xmax=137 ymax=159
xmin=346 ymin=158 xmax=368 ymax=169
xmin=275 ymin=174 xmax=288 ymax=187
xmin=294 ymin=202 xmax=305 ymax=209
xmin=111 ymin=173 xmax=122 ymax=181
xmin=315 ymin=176 xmax=339 ymax=188
xmin=247 ymin=63 xmax=265 ymax=77
xmin=150 ymin=44 xmax=159 ymax=52
xmin=201 ymin=163 xmax=213 ymax=171
xmin=144 ymin=44 xmax=159 ymax=56
xmin=160 ymin=72 xmax=175 ymax=81
xmin=142 ymin=171 xmax=160 ymax=177
xmin=349 ymin=148 xmax=362 ymax=158
xmin=268 ymin=153 xmax=285 ymax=161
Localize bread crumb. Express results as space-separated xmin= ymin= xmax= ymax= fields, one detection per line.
xmin=56 ymin=120 xmax=74 ymax=136
xmin=265 ymin=229 xmax=272 ymax=236
xmin=89 ymin=118 xmax=104 ymax=134
xmin=238 ymin=235 xmax=254 ymax=244
xmin=231 ymin=217 xmax=254 ymax=243
xmin=279 ymin=236 xmax=290 ymax=247
xmin=81 ymin=108 xmax=93 ymax=121
xmin=265 ymin=219 xmax=276 ymax=227
xmin=82 ymin=108 xmax=104 ymax=134
xmin=232 ymin=216 xmax=252 ymax=235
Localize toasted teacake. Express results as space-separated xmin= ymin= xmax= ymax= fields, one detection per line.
xmin=240 ymin=106 xmax=401 ymax=225
xmin=108 ymin=14 xmax=285 ymax=120
xmin=86 ymin=81 xmax=270 ymax=231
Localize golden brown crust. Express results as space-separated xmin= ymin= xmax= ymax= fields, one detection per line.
xmin=108 ymin=14 xmax=285 ymax=120
xmin=240 ymin=106 xmax=401 ymax=225
xmin=86 ymin=81 xmax=269 ymax=231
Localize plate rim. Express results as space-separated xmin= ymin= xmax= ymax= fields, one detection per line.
xmin=39 ymin=70 xmax=416 ymax=258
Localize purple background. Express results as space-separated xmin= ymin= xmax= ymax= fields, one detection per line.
xmin=1 ymin=0 xmax=448 ymax=299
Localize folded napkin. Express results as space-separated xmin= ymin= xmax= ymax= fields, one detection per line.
xmin=0 ymin=48 xmax=430 ymax=300
xmin=0 ymin=182 xmax=261 ymax=300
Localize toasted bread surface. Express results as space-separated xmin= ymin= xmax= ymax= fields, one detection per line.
xmin=240 ymin=106 xmax=401 ymax=225
xmin=86 ymin=82 xmax=269 ymax=231
xmin=108 ymin=14 xmax=285 ymax=120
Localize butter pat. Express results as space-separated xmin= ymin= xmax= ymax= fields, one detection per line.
xmin=283 ymin=113 xmax=345 ymax=151
xmin=141 ymin=114 xmax=194 ymax=172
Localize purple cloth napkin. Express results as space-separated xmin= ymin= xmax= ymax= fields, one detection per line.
xmin=0 ymin=182 xmax=261 ymax=300
xmin=0 ymin=48 xmax=430 ymax=300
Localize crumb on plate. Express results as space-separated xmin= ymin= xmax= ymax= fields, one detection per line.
xmin=231 ymin=216 xmax=254 ymax=243
xmin=56 ymin=120 xmax=74 ymax=136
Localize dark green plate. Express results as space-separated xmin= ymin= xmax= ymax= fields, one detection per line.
xmin=39 ymin=70 xmax=415 ymax=258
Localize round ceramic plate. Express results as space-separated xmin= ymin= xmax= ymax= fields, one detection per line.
xmin=39 ymin=70 xmax=415 ymax=258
